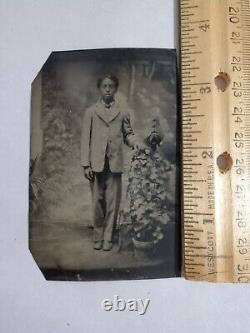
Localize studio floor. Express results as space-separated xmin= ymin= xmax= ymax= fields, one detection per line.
xmin=29 ymin=221 xmax=178 ymax=281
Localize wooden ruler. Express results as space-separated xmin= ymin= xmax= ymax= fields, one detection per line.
xmin=180 ymin=0 xmax=250 ymax=282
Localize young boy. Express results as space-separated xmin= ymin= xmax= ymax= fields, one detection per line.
xmin=81 ymin=75 xmax=138 ymax=250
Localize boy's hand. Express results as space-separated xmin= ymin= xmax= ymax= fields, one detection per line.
xmin=83 ymin=166 xmax=94 ymax=181
xmin=133 ymin=141 xmax=144 ymax=151
xmin=133 ymin=143 xmax=140 ymax=151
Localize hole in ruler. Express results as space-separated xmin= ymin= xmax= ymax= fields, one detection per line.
xmin=217 ymin=152 xmax=233 ymax=174
xmin=214 ymin=72 xmax=230 ymax=92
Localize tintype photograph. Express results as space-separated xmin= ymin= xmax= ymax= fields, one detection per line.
xmin=29 ymin=48 xmax=180 ymax=281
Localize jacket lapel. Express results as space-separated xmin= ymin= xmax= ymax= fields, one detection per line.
xmin=95 ymin=100 xmax=120 ymax=124
xmin=109 ymin=103 xmax=120 ymax=123
xmin=95 ymin=102 xmax=109 ymax=126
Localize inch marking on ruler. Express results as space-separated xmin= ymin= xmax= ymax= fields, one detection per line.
xmin=180 ymin=0 xmax=250 ymax=282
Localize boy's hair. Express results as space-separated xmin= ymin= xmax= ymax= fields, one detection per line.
xmin=97 ymin=75 xmax=119 ymax=89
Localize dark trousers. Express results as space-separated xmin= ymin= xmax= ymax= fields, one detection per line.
xmin=91 ymin=159 xmax=122 ymax=243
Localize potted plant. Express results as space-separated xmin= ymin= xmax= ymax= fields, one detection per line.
xmin=130 ymin=188 xmax=171 ymax=258
xmin=122 ymin=117 xmax=173 ymax=258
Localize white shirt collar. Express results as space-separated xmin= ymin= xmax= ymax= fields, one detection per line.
xmin=100 ymin=98 xmax=115 ymax=109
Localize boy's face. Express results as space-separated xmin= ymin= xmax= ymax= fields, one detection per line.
xmin=99 ymin=78 xmax=117 ymax=104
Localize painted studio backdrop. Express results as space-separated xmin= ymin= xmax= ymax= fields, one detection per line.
xmin=29 ymin=49 xmax=179 ymax=281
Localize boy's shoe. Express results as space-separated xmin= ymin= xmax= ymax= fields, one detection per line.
xmin=93 ymin=241 xmax=102 ymax=250
xmin=103 ymin=241 xmax=113 ymax=251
